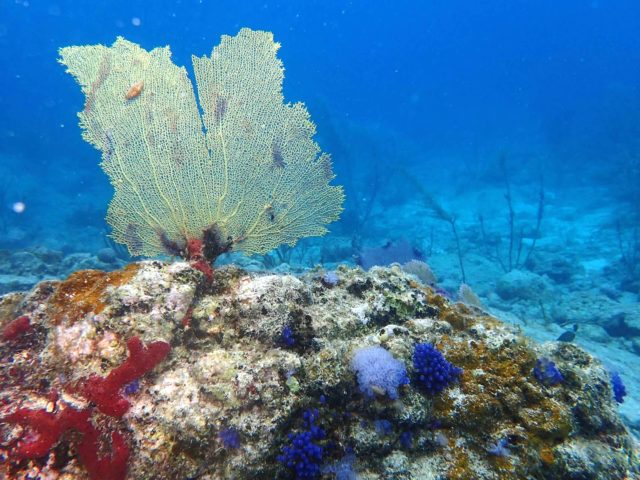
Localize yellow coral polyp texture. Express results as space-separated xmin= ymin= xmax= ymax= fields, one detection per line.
xmin=59 ymin=28 xmax=344 ymax=258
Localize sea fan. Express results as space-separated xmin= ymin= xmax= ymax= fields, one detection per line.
xmin=59 ymin=29 xmax=344 ymax=264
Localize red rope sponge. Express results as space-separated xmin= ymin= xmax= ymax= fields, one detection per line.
xmin=78 ymin=426 xmax=130 ymax=480
xmin=2 ymin=315 xmax=32 ymax=341
xmin=3 ymin=336 xmax=169 ymax=479
xmin=4 ymin=406 xmax=91 ymax=458
xmin=5 ymin=406 xmax=130 ymax=480
xmin=186 ymin=238 xmax=214 ymax=282
xmin=81 ymin=336 xmax=171 ymax=417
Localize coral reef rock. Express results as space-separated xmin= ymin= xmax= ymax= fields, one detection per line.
xmin=1 ymin=261 xmax=638 ymax=479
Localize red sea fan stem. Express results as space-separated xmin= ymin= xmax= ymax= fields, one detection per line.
xmin=186 ymin=238 xmax=214 ymax=282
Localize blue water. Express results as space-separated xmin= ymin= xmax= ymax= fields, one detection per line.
xmin=1 ymin=0 xmax=639 ymax=434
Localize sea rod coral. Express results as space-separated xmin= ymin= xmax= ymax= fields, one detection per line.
xmin=59 ymin=28 xmax=344 ymax=276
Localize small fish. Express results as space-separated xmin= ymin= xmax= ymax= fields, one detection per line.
xmin=557 ymin=324 xmax=578 ymax=342
xmin=125 ymin=80 xmax=144 ymax=100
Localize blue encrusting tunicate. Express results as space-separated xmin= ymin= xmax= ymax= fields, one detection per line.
xmin=609 ymin=371 xmax=627 ymax=403
xmin=533 ymin=357 xmax=563 ymax=386
xmin=123 ymin=379 xmax=140 ymax=396
xmin=399 ymin=431 xmax=413 ymax=449
xmin=351 ymin=346 xmax=409 ymax=400
xmin=321 ymin=271 xmax=340 ymax=287
xmin=412 ymin=343 xmax=462 ymax=395
xmin=280 ymin=325 xmax=296 ymax=347
xmin=321 ymin=454 xmax=358 ymax=480
xmin=219 ymin=428 xmax=241 ymax=449
xmin=487 ymin=437 xmax=511 ymax=457
xmin=374 ymin=419 xmax=393 ymax=436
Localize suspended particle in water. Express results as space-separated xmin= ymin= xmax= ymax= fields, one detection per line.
xmin=131 ymin=17 xmax=141 ymax=27
xmin=12 ymin=201 xmax=25 ymax=214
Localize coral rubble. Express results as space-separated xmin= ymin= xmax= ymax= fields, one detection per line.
xmin=0 ymin=262 xmax=637 ymax=479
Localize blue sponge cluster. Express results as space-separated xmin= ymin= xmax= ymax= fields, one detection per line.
xmin=277 ymin=409 xmax=326 ymax=479
xmin=412 ymin=343 xmax=462 ymax=395
xmin=533 ymin=358 xmax=563 ymax=386
xmin=351 ymin=346 xmax=409 ymax=400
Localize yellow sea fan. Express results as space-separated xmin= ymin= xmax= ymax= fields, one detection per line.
xmin=59 ymin=28 xmax=344 ymax=264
